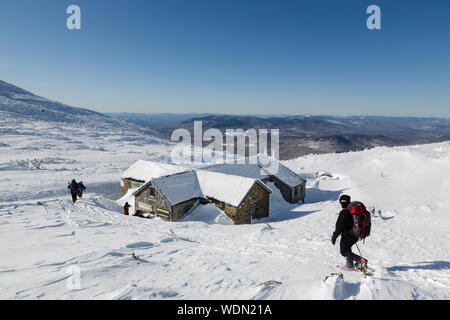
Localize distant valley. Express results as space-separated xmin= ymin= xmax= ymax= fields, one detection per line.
xmin=109 ymin=113 xmax=450 ymax=160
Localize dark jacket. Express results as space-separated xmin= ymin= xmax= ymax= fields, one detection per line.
xmin=68 ymin=182 xmax=78 ymax=194
xmin=77 ymin=183 xmax=86 ymax=192
xmin=332 ymin=208 xmax=355 ymax=240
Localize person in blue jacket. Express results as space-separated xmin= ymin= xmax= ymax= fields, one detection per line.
xmin=77 ymin=181 xmax=86 ymax=198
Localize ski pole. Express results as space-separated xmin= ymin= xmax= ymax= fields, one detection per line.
xmin=355 ymin=243 xmax=364 ymax=258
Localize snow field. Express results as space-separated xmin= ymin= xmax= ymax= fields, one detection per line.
xmin=0 ymin=113 xmax=449 ymax=299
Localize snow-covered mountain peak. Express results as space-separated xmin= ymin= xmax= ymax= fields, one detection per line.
xmin=0 ymin=80 xmax=166 ymax=143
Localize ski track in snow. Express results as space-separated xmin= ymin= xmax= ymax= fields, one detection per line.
xmin=0 ymin=113 xmax=449 ymax=300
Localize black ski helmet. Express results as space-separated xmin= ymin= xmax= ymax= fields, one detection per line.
xmin=339 ymin=194 xmax=351 ymax=207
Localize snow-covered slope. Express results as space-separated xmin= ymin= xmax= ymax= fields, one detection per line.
xmin=0 ymin=80 xmax=165 ymax=140
xmin=0 ymin=108 xmax=449 ymax=300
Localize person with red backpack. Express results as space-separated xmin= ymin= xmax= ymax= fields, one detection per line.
xmin=331 ymin=195 xmax=370 ymax=270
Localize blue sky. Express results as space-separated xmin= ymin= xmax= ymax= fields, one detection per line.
xmin=0 ymin=0 xmax=449 ymax=116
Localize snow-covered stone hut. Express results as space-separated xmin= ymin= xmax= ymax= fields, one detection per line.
xmin=134 ymin=170 xmax=204 ymax=221
xmin=121 ymin=155 xmax=303 ymax=224
xmin=133 ymin=170 xmax=272 ymax=224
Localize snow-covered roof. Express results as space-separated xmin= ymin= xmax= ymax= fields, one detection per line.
xmin=201 ymin=154 xmax=306 ymax=188
xmin=256 ymin=154 xmax=306 ymax=188
xmin=196 ymin=170 xmax=271 ymax=207
xmin=121 ymin=160 xmax=187 ymax=182
xmin=151 ymin=170 xmax=204 ymax=206
xmin=200 ymin=163 xmax=268 ymax=180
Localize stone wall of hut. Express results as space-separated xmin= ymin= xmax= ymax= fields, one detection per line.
xmin=135 ymin=182 xmax=171 ymax=220
xmin=122 ymin=179 xmax=145 ymax=196
xmin=222 ymin=183 xmax=270 ymax=225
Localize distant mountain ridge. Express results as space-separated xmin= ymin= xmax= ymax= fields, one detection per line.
xmin=0 ymin=80 xmax=106 ymax=119
xmin=136 ymin=114 xmax=450 ymax=159
xmin=105 ymin=112 xmax=215 ymax=126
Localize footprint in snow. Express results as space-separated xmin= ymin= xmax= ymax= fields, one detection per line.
xmin=158 ymin=291 xmax=178 ymax=298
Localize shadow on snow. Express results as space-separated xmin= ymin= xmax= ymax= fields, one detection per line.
xmin=266 ymin=209 xmax=321 ymax=223
xmin=305 ymin=188 xmax=348 ymax=204
xmin=260 ymin=188 xmax=348 ymax=223
xmin=387 ymin=261 xmax=450 ymax=272
xmin=88 ymin=181 xmax=123 ymax=201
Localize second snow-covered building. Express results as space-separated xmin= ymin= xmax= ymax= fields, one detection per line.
xmin=120 ymin=160 xmax=188 ymax=196
xmin=200 ymin=154 xmax=306 ymax=203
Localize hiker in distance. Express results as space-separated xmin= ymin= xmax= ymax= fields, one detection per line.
xmin=68 ymin=179 xmax=79 ymax=203
xmin=77 ymin=181 xmax=86 ymax=198
xmin=123 ymin=202 xmax=131 ymax=216
xmin=331 ymin=195 xmax=370 ymax=270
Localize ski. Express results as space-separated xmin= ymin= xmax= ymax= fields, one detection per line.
xmin=356 ymin=265 xmax=374 ymax=277
xmin=336 ymin=264 xmax=374 ymax=277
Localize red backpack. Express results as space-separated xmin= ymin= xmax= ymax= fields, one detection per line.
xmin=347 ymin=201 xmax=371 ymax=239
